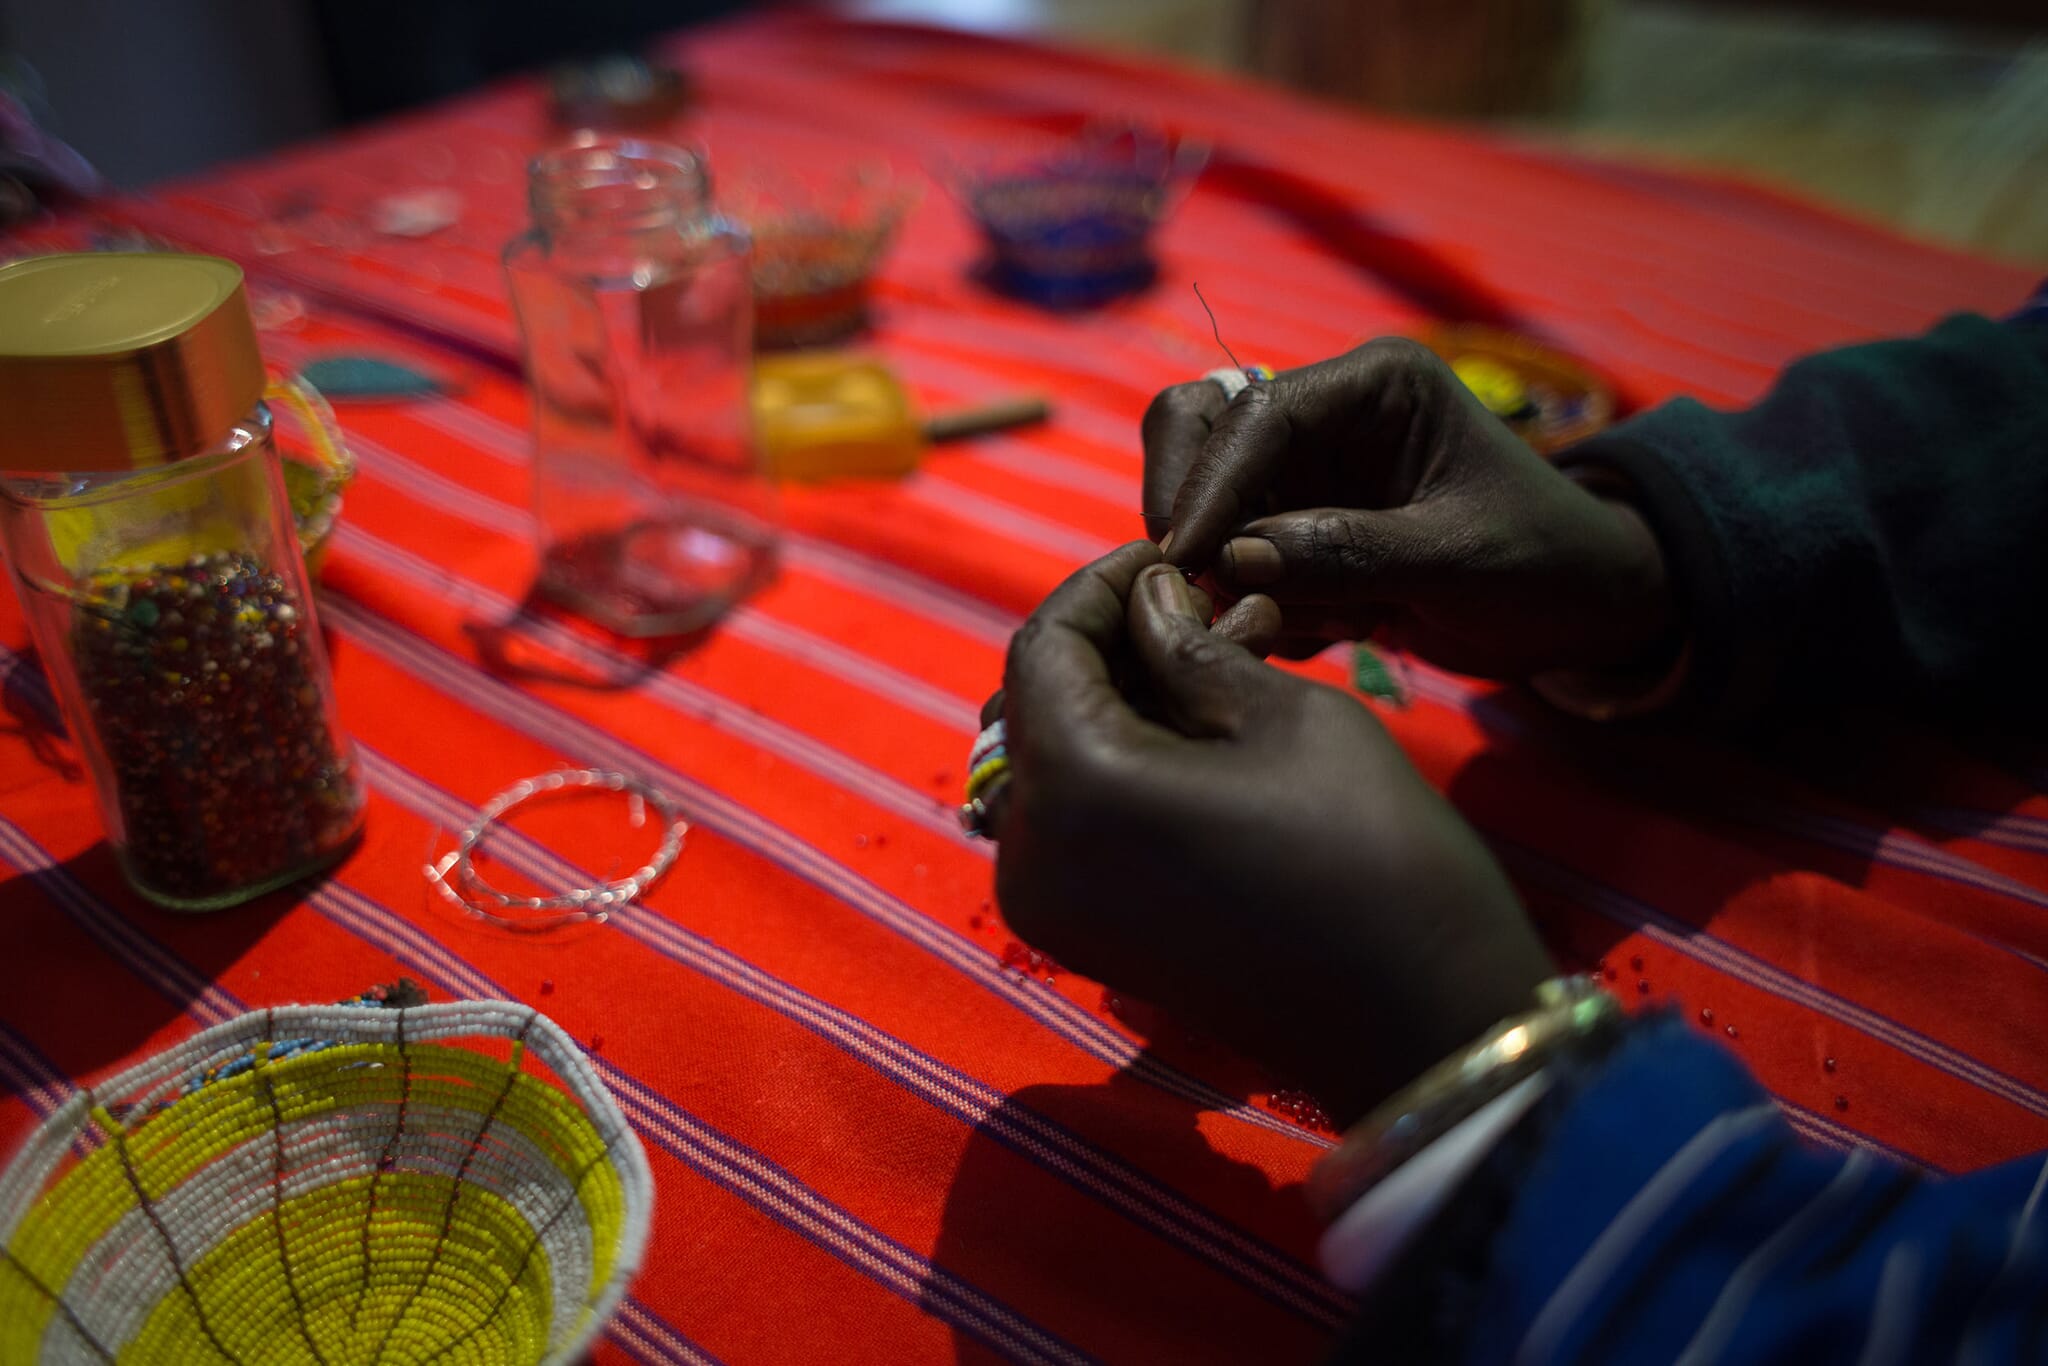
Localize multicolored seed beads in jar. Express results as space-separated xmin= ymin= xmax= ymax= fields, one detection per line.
xmin=72 ymin=550 xmax=362 ymax=903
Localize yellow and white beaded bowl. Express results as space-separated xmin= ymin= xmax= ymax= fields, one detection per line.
xmin=0 ymin=1002 xmax=652 ymax=1365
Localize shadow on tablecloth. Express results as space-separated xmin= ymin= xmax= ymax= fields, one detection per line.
xmin=924 ymin=1048 xmax=1340 ymax=1363
xmin=0 ymin=841 xmax=303 ymax=1092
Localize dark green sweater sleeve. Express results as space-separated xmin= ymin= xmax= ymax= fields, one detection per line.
xmin=1556 ymin=312 xmax=2048 ymax=724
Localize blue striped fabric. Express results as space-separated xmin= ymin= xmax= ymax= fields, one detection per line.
xmin=1461 ymin=1019 xmax=2048 ymax=1364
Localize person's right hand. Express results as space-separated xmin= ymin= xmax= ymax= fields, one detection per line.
xmin=1142 ymin=338 xmax=1678 ymax=677
xmin=992 ymin=542 xmax=1551 ymax=1124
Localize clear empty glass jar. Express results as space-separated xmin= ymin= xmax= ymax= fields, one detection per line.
xmin=0 ymin=253 xmax=364 ymax=910
xmin=505 ymin=135 xmax=776 ymax=637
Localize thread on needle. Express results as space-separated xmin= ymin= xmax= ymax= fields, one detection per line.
xmin=1193 ymin=282 xmax=1251 ymax=379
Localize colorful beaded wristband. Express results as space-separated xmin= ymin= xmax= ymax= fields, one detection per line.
xmin=968 ymin=718 xmax=1009 ymax=772
xmin=967 ymin=753 xmax=1011 ymax=797
xmin=958 ymin=719 xmax=1011 ymax=839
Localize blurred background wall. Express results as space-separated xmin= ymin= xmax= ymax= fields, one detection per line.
xmin=2 ymin=0 xmax=2042 ymax=263
xmin=0 ymin=0 xmax=336 ymax=187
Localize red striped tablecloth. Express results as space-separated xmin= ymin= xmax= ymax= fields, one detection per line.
xmin=3 ymin=13 xmax=2044 ymax=1363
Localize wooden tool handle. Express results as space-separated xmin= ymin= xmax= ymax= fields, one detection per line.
xmin=922 ymin=396 xmax=1052 ymax=444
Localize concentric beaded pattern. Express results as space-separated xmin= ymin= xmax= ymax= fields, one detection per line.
xmin=0 ymin=1002 xmax=653 ymax=1365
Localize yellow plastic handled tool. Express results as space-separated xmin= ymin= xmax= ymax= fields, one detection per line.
xmin=752 ymin=352 xmax=1048 ymax=482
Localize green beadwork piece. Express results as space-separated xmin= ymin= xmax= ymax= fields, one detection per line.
xmin=1352 ymin=643 xmax=1408 ymax=706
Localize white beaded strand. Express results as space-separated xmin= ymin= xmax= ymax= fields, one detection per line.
xmin=427 ymin=769 xmax=687 ymax=922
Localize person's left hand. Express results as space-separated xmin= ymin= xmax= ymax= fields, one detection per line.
xmin=989 ymin=542 xmax=1551 ymax=1124
xmin=1139 ymin=342 xmax=1676 ymax=673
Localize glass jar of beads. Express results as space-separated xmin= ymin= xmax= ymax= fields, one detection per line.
xmin=505 ymin=134 xmax=777 ymax=637
xmin=0 ymin=253 xmax=365 ymax=910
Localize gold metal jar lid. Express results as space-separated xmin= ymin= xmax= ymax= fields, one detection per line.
xmin=0 ymin=253 xmax=266 ymax=473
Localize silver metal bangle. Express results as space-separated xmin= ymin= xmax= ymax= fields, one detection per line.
xmin=1307 ymin=974 xmax=1624 ymax=1220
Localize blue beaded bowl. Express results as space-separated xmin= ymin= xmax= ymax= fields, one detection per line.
xmin=955 ymin=125 xmax=1207 ymax=308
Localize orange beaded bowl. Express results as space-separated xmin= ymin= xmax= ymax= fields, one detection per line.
xmin=727 ymin=166 xmax=911 ymax=349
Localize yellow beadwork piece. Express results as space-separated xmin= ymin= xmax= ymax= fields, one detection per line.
xmin=0 ymin=1002 xmax=651 ymax=1366
xmin=966 ymin=754 xmax=1011 ymax=803
xmin=1449 ymin=355 xmax=1531 ymax=419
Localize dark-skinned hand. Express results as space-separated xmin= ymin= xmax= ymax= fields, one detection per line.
xmin=990 ymin=541 xmax=1551 ymax=1125
xmin=1142 ymin=337 xmax=1677 ymax=675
